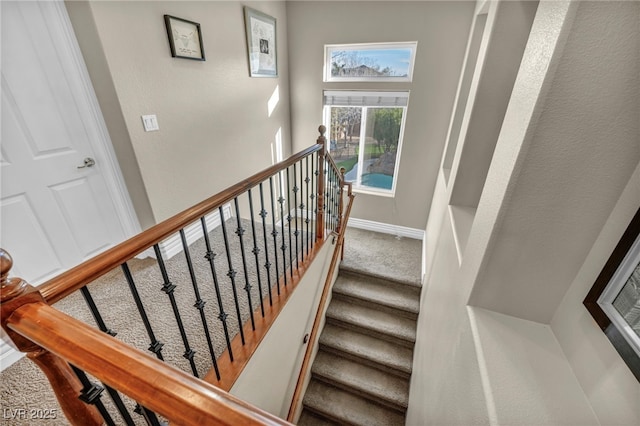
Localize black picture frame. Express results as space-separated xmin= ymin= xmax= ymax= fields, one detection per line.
xmin=584 ymin=207 xmax=640 ymax=382
xmin=164 ymin=15 xmax=205 ymax=61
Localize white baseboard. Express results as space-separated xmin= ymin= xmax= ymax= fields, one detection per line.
xmin=347 ymin=217 xmax=425 ymax=240
xmin=156 ymin=204 xmax=233 ymax=259
xmin=1 ymin=339 xmax=24 ymax=371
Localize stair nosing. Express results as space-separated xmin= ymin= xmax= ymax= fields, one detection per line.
xmin=339 ymin=266 xmax=422 ymax=290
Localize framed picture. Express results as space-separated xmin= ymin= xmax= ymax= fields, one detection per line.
xmin=164 ymin=15 xmax=205 ymax=61
xmin=243 ymin=7 xmax=277 ymax=77
xmin=584 ymin=207 xmax=640 ymax=382
xmin=324 ymin=42 xmax=418 ymax=82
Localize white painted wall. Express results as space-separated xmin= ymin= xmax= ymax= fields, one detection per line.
xmin=66 ymin=1 xmax=293 ymax=225
xmin=410 ymin=0 xmax=639 ymax=424
xmin=551 ymin=162 xmax=640 ymax=425
xmin=287 ymin=1 xmax=474 ymax=230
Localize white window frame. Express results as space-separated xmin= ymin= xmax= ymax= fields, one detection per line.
xmin=598 ymin=233 xmax=640 ymax=358
xmin=323 ymin=90 xmax=409 ymax=197
xmin=324 ymin=42 xmax=418 ymax=83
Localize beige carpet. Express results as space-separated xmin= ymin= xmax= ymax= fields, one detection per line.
xmin=342 ymin=227 xmax=422 ymax=285
xmin=0 ymin=224 xmax=422 ymax=425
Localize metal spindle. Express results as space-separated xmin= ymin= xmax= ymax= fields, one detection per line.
xmin=293 ymin=162 xmax=300 ymax=270
xmin=298 ymin=159 xmax=305 ymax=261
xmin=153 ymin=244 xmax=199 ymax=377
xmin=71 ymin=366 xmax=116 ymax=426
xmin=277 ymin=171 xmax=288 ymax=287
xmin=103 ymin=385 xmax=136 ymax=426
xmin=311 ymin=153 xmax=316 ymax=248
xmin=179 ymin=229 xmax=220 ymax=380
xmin=201 ymin=217 xmax=234 ymax=362
xmin=121 ymin=262 xmax=164 ymax=360
xmin=80 ymin=286 xmax=116 ymax=336
xmin=259 ymin=182 xmax=274 ymax=306
xmin=305 ymin=156 xmax=310 ymax=257
xmin=134 ymin=404 xmax=163 ymax=426
xmin=219 ymin=206 xmax=246 ymax=345
xmin=269 ymin=177 xmax=282 ymax=295
xmin=233 ymin=198 xmax=256 ymax=331
xmin=286 ymin=167 xmax=293 ymax=280
xmin=247 ymin=189 xmax=265 ymax=317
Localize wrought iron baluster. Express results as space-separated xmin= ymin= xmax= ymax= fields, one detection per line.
xmin=293 ymin=162 xmax=300 ymax=270
xmin=233 ymin=197 xmax=256 ymax=331
xmin=269 ymin=176 xmax=282 ymax=295
xmin=247 ymin=189 xmax=265 ymax=317
xmin=179 ymin=228 xmax=220 ymax=380
xmin=80 ymin=286 xmax=116 ymax=337
xmin=311 ymin=153 xmax=316 ymax=248
xmin=201 ymin=217 xmax=234 ymax=362
xmin=153 ymin=244 xmax=199 ymax=377
xmin=134 ymin=404 xmax=163 ymax=426
xmin=219 ymin=206 xmax=246 ymax=345
xmin=259 ymin=182 xmax=274 ymax=306
xmin=286 ymin=167 xmax=293 ymax=280
xmin=121 ymin=262 xmax=164 ymax=360
xmin=71 ymin=366 xmax=116 ymax=426
xmin=277 ymin=171 xmax=288 ymax=287
xmin=103 ymin=385 xmax=136 ymax=426
xmin=305 ymin=156 xmax=310 ymax=257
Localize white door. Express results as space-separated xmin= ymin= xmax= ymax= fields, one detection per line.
xmin=1 ymin=1 xmax=136 ymax=285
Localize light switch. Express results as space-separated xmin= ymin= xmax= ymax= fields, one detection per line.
xmin=142 ymin=114 xmax=159 ymax=132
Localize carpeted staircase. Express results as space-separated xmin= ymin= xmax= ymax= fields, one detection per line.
xmin=298 ymin=266 xmax=421 ymax=426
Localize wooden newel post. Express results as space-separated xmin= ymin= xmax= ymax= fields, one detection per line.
xmin=0 ymin=249 xmax=103 ymax=426
xmin=316 ymin=125 xmax=326 ymax=241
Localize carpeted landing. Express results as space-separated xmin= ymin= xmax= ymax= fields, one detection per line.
xmin=298 ymin=227 xmax=422 ymax=426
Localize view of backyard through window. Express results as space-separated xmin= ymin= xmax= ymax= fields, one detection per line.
xmin=326 ymin=103 xmax=406 ymax=193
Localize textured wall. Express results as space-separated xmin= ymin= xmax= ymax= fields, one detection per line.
xmin=409 ymin=0 xmax=639 ymax=423
xmin=67 ymin=1 xmax=292 ymax=224
xmin=287 ymin=1 xmax=474 ymax=230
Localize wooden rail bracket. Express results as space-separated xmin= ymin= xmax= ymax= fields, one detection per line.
xmin=0 ymin=248 xmax=103 ymax=426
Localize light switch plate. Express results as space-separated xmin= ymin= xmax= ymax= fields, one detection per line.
xmin=142 ymin=114 xmax=159 ymax=132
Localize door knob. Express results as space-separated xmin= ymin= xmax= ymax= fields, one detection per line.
xmin=77 ymin=157 xmax=95 ymax=169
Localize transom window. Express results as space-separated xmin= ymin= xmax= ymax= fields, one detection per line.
xmin=323 ymin=91 xmax=409 ymax=196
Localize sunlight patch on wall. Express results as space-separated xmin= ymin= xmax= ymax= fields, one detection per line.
xmin=268 ymin=85 xmax=280 ymax=117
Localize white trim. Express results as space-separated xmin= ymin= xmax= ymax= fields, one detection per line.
xmin=347 ymin=217 xmax=424 ymax=240
xmin=157 ymin=204 xmax=233 ymax=259
xmin=0 ymin=339 xmax=24 ymax=371
xmin=53 ymin=1 xmax=140 ymax=237
xmin=324 ymin=42 xmax=418 ymax=83
xmin=598 ymin=233 xmax=640 ymax=358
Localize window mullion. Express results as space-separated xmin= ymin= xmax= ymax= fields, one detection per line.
xmin=357 ymin=107 xmax=367 ymax=187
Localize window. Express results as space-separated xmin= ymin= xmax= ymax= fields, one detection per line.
xmin=584 ymin=208 xmax=640 ymax=381
xmin=323 ymin=91 xmax=409 ymax=196
xmin=324 ymin=42 xmax=417 ymax=82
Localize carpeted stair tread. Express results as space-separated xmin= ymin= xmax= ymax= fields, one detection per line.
xmin=312 ymin=351 xmax=409 ymax=410
xmin=339 ymin=265 xmax=422 ymax=290
xmin=319 ymin=324 xmax=413 ymax=377
xmin=302 ymin=380 xmax=405 ymax=426
xmin=326 ymin=298 xmax=416 ymax=346
xmin=333 ymin=271 xmax=420 ymax=317
xmin=297 ymin=409 xmax=340 ymax=426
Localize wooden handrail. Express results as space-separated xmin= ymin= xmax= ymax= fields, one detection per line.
xmin=6 ymin=301 xmax=290 ymax=426
xmin=40 ymin=143 xmax=323 ymax=305
xmin=287 ymin=188 xmax=355 ymax=422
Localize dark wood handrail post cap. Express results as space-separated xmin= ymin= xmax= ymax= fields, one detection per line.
xmin=0 ymin=248 xmax=27 ymax=302
xmin=340 ymin=167 xmax=346 ymax=176
xmin=318 ymin=125 xmax=326 ymax=137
